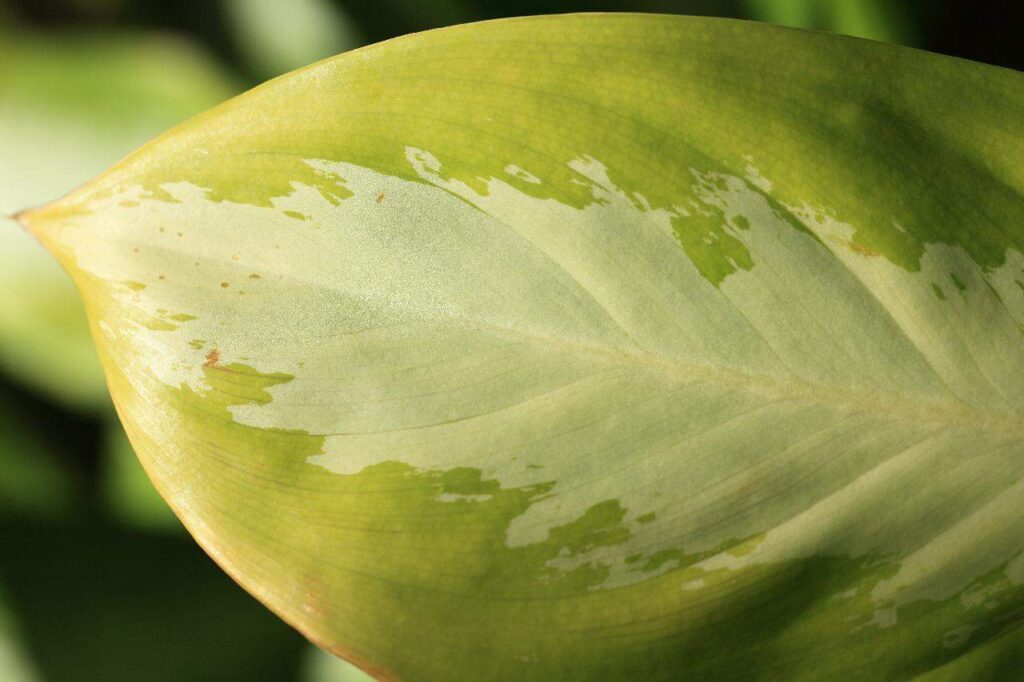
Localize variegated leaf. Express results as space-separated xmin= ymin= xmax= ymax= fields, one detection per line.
xmin=18 ymin=15 xmax=1024 ymax=680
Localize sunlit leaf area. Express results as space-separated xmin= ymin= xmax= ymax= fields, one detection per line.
xmin=1 ymin=2 xmax=1022 ymax=681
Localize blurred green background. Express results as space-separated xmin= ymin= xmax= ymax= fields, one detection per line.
xmin=0 ymin=1 xmax=1019 ymax=680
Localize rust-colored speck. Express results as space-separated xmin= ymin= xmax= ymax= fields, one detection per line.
xmin=204 ymin=348 xmax=220 ymax=367
xmin=249 ymin=273 xmax=261 ymax=279
xmin=376 ymin=192 xmax=385 ymax=203
xmin=846 ymin=239 xmax=880 ymax=257
xmin=220 ymin=282 xmax=230 ymax=288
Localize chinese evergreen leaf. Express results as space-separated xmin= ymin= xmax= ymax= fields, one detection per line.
xmin=18 ymin=15 xmax=1024 ymax=680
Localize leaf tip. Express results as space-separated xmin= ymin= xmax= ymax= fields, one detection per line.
xmin=10 ymin=202 xmax=69 ymax=265
xmin=11 ymin=205 xmax=43 ymax=243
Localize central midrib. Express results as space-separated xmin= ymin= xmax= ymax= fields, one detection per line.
xmin=447 ymin=312 xmax=1024 ymax=440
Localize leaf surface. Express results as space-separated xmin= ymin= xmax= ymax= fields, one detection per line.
xmin=19 ymin=14 xmax=1024 ymax=680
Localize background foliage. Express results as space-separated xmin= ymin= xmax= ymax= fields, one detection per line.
xmin=0 ymin=1 xmax=1020 ymax=680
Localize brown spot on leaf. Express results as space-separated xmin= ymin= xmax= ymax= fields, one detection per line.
xmin=204 ymin=348 xmax=220 ymax=367
xmin=249 ymin=273 xmax=260 ymax=279
xmin=846 ymin=239 xmax=880 ymax=257
xmin=376 ymin=192 xmax=385 ymax=203
xmin=220 ymin=282 xmax=229 ymax=288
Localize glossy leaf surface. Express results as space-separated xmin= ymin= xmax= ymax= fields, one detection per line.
xmin=20 ymin=14 xmax=1024 ymax=680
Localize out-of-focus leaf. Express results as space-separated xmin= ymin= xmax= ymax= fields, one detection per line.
xmin=0 ymin=592 xmax=40 ymax=682
xmin=337 ymin=0 xmax=477 ymax=44
xmin=0 ymin=518 xmax=306 ymax=682
xmin=0 ymin=31 xmax=238 ymax=407
xmin=101 ymin=420 xmax=179 ymax=530
xmin=745 ymin=0 xmax=915 ymax=44
xmin=305 ymin=646 xmax=375 ymax=682
xmin=20 ymin=14 xmax=1024 ymax=680
xmin=0 ymin=396 xmax=75 ymax=519
xmin=224 ymin=0 xmax=362 ymax=78
xmin=0 ymin=220 xmax=102 ymax=407
xmin=744 ymin=0 xmax=813 ymax=27
xmin=829 ymin=0 xmax=914 ymax=45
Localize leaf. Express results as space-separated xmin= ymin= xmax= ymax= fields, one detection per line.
xmin=304 ymin=646 xmax=376 ymax=682
xmin=0 ymin=590 xmax=41 ymax=682
xmin=17 ymin=14 xmax=1024 ymax=680
xmin=0 ymin=31 xmax=238 ymax=406
xmin=224 ymin=0 xmax=363 ymax=78
xmin=0 ymin=218 xmax=101 ymax=406
xmin=744 ymin=0 xmax=915 ymax=44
